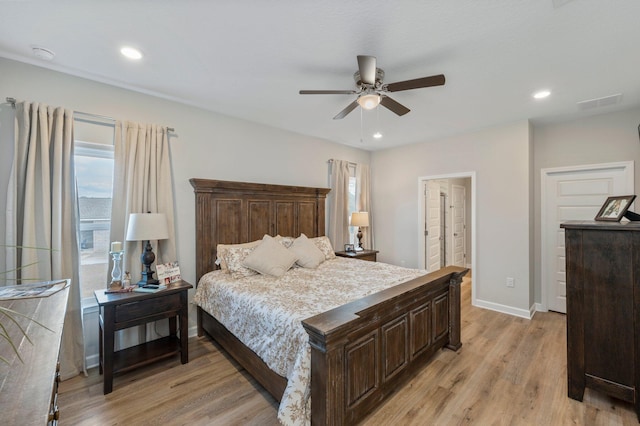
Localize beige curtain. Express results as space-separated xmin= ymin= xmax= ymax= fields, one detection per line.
xmin=109 ymin=121 xmax=176 ymax=346
xmin=110 ymin=121 xmax=176 ymax=284
xmin=328 ymin=159 xmax=351 ymax=249
xmin=356 ymin=163 xmax=374 ymax=249
xmin=5 ymin=101 xmax=85 ymax=380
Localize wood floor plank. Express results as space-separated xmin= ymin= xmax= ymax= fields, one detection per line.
xmin=59 ymin=277 xmax=637 ymax=425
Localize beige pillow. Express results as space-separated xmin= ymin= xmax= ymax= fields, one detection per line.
xmin=217 ymin=240 xmax=262 ymax=272
xmin=289 ymin=233 xmax=326 ymax=269
xmin=242 ymin=235 xmax=298 ymax=277
xmin=311 ymin=236 xmax=336 ymax=260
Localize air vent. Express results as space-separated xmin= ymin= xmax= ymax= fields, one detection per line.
xmin=577 ymin=93 xmax=622 ymax=111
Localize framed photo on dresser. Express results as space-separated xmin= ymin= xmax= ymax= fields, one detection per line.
xmin=594 ymin=195 xmax=636 ymax=222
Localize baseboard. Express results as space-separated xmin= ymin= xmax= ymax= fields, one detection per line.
xmin=534 ymin=302 xmax=547 ymax=313
xmin=473 ymin=298 xmax=533 ymax=319
xmin=86 ymin=353 xmax=99 ymax=370
xmin=188 ymin=324 xmax=198 ymax=338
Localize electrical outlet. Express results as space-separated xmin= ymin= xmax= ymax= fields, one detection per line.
xmin=506 ymin=277 xmax=515 ymax=288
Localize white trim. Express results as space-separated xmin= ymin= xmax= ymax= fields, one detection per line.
xmin=535 ymin=302 xmax=547 ymax=313
xmin=418 ymin=171 xmax=477 ymax=307
xmin=474 ymin=297 xmax=534 ymax=320
xmin=540 ymin=160 xmax=634 ymax=311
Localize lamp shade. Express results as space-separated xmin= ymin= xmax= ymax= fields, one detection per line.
xmin=350 ymin=211 xmax=370 ymax=227
xmin=126 ymin=213 xmax=169 ymax=241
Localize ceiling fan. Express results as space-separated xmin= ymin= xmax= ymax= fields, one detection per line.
xmin=299 ymin=55 xmax=445 ymax=120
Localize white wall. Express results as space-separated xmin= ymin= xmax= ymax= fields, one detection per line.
xmin=532 ymin=107 xmax=640 ymax=305
xmin=371 ymin=120 xmax=533 ymax=316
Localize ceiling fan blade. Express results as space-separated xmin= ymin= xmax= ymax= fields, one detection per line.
xmin=299 ymin=90 xmax=357 ymax=95
xmin=333 ymin=101 xmax=359 ymax=120
xmin=357 ymin=55 xmax=377 ymax=85
xmin=386 ymin=74 xmax=445 ymax=92
xmin=380 ymin=96 xmax=410 ymax=116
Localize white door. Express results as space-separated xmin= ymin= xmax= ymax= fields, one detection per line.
xmin=424 ymin=180 xmax=441 ymax=272
xmin=451 ymin=184 xmax=466 ymax=267
xmin=542 ymin=162 xmax=633 ymax=313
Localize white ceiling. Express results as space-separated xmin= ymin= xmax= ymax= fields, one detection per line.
xmin=1 ymin=1 xmax=639 ymax=150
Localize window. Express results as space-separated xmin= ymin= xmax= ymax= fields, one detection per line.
xmin=74 ymin=121 xmax=115 ymax=300
xmin=348 ymin=165 xmax=357 ymax=244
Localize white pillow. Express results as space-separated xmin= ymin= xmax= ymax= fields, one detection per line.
xmin=242 ymin=235 xmax=298 ymax=277
xmin=289 ymin=233 xmax=326 ymax=269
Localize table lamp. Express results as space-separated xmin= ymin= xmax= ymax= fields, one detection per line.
xmin=350 ymin=211 xmax=369 ymax=251
xmin=126 ymin=212 xmax=169 ymax=286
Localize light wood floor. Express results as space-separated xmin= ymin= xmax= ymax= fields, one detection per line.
xmin=59 ymin=277 xmax=637 ymax=425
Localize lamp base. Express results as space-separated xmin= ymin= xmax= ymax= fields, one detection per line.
xmin=137 ymin=240 xmax=160 ymax=287
xmin=357 ymin=227 xmax=364 ymax=250
xmin=136 ymin=271 xmax=159 ymax=287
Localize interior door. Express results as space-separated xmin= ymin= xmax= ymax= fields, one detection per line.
xmin=542 ymin=162 xmax=633 ymax=313
xmin=451 ymin=184 xmax=466 ymax=267
xmin=424 ymin=180 xmax=441 ymax=272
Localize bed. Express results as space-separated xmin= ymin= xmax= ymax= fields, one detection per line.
xmin=190 ymin=178 xmax=467 ymax=425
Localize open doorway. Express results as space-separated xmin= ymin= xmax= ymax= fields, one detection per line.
xmin=419 ymin=172 xmax=476 ymax=305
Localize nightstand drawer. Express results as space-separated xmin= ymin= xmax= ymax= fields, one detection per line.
xmin=115 ymin=293 xmax=181 ymax=323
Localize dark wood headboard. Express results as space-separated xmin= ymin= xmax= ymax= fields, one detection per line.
xmin=190 ymin=179 xmax=331 ymax=284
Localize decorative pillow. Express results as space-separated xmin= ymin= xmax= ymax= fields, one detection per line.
xmin=242 ymin=235 xmax=298 ymax=278
xmin=311 ymin=235 xmax=336 ymax=260
xmin=289 ymin=233 xmax=326 ymax=269
xmin=274 ymin=235 xmax=295 ymax=248
xmin=222 ymin=246 xmax=259 ymax=279
xmin=217 ymin=240 xmax=261 ymax=272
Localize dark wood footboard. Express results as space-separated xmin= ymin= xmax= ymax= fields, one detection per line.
xmin=302 ymin=266 xmax=467 ymax=425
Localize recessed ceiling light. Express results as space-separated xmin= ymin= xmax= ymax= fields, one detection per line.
xmin=120 ymin=46 xmax=143 ymax=60
xmin=373 ymin=132 xmax=383 ymax=139
xmin=533 ymin=90 xmax=551 ymax=99
xmin=32 ymin=46 xmax=55 ymax=61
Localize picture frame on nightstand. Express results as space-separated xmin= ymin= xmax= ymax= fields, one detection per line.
xmin=344 ymin=243 xmax=355 ymax=252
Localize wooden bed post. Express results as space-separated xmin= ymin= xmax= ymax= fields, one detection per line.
xmin=307 ymin=332 xmax=346 ymax=425
xmin=446 ymin=270 xmax=465 ymax=351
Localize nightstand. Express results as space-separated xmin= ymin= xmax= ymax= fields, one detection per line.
xmin=94 ymin=280 xmax=192 ymax=394
xmin=335 ymin=249 xmax=379 ymax=262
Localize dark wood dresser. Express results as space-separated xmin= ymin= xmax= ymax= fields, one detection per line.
xmin=0 ymin=281 xmax=69 ymax=425
xmin=561 ymin=220 xmax=640 ymax=420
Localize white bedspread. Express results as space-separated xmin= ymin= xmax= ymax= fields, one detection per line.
xmin=193 ymin=257 xmax=426 ymax=425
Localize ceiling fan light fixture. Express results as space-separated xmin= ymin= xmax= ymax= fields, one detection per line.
xmin=357 ymin=93 xmax=381 ymax=110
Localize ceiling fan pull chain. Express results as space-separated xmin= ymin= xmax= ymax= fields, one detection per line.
xmin=360 ymin=106 xmax=364 ymax=143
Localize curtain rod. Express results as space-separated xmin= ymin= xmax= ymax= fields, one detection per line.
xmin=5 ymin=97 xmax=175 ymax=133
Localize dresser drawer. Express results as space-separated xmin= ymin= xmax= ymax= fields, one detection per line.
xmin=115 ymin=293 xmax=181 ymax=323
